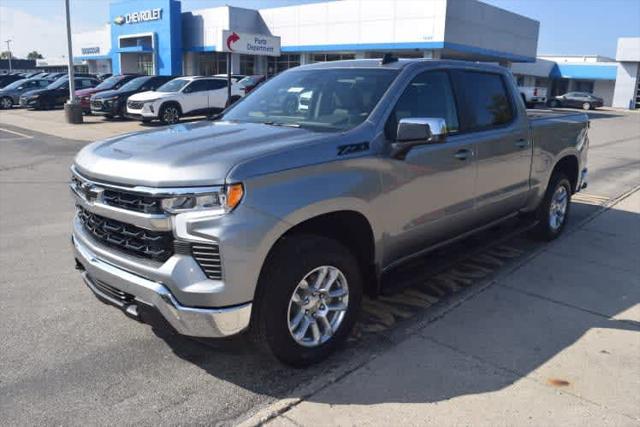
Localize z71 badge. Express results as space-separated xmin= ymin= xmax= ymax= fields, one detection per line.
xmin=337 ymin=142 xmax=369 ymax=156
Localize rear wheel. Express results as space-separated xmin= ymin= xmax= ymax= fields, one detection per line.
xmin=549 ymin=99 xmax=560 ymax=108
xmin=531 ymin=172 xmax=572 ymax=241
xmin=582 ymin=102 xmax=592 ymax=110
xmin=159 ymin=103 xmax=181 ymax=124
xmin=0 ymin=97 xmax=12 ymax=109
xmin=252 ymin=234 xmax=363 ymax=366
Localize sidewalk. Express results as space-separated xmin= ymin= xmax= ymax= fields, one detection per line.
xmin=268 ymin=191 xmax=640 ymax=426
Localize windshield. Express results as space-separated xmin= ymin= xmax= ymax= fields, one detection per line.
xmin=156 ymin=79 xmax=188 ymax=93
xmin=223 ymin=69 xmax=397 ymax=131
xmin=48 ymin=78 xmax=68 ymax=89
xmin=3 ymin=78 xmax=29 ymax=90
xmin=94 ymin=75 xmax=123 ymax=90
xmin=119 ymin=76 xmax=152 ymax=92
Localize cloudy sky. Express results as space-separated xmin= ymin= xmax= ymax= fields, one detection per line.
xmin=0 ymin=0 xmax=639 ymax=59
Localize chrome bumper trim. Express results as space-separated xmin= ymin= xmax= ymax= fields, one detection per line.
xmin=73 ymin=235 xmax=251 ymax=338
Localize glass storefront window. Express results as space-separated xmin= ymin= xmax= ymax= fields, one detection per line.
xmin=198 ymin=52 xmax=227 ymax=76
xmin=267 ymin=54 xmax=301 ymax=76
xmin=311 ymin=53 xmax=355 ymax=63
xmin=137 ymin=54 xmax=154 ymax=75
xmin=240 ymin=55 xmax=255 ymax=75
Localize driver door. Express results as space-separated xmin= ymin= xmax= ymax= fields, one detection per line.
xmin=379 ymin=70 xmax=478 ymax=265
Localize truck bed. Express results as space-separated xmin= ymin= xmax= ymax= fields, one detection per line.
xmin=526 ymin=109 xmax=588 ymax=122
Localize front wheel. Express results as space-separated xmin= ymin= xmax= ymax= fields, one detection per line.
xmin=159 ymin=104 xmax=181 ymax=124
xmin=252 ymin=234 xmax=363 ymax=367
xmin=549 ymin=99 xmax=560 ymax=108
xmin=531 ymin=172 xmax=572 ymax=241
xmin=0 ymin=97 xmax=12 ymax=109
xmin=582 ymin=102 xmax=592 ymax=110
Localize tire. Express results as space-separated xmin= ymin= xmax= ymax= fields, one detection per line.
xmin=159 ymin=103 xmax=181 ymax=125
xmin=549 ymin=99 xmax=560 ymax=108
xmin=531 ymin=172 xmax=572 ymax=241
xmin=252 ymin=234 xmax=363 ymax=367
xmin=104 ymin=114 xmax=114 ymax=120
xmin=141 ymin=118 xmax=152 ymax=124
xmin=582 ymin=102 xmax=592 ymax=110
xmin=0 ymin=97 xmax=12 ymax=109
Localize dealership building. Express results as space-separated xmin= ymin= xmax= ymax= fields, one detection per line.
xmin=72 ymin=0 xmax=539 ymax=76
xmin=71 ymin=0 xmax=638 ymax=109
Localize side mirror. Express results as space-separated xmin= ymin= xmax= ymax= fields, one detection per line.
xmin=391 ymin=118 xmax=448 ymax=159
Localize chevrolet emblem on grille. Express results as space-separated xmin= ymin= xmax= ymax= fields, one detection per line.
xmin=77 ymin=181 xmax=103 ymax=202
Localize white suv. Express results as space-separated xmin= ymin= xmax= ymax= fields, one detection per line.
xmin=125 ymin=76 xmax=243 ymax=124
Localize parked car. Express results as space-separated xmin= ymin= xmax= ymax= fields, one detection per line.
xmin=549 ymin=92 xmax=603 ymax=110
xmin=0 ymin=74 xmax=24 ymax=88
xmin=519 ymin=86 xmax=547 ymax=108
xmin=237 ymin=74 xmax=266 ymax=94
xmin=76 ymin=74 xmax=140 ymax=113
xmin=125 ymin=76 xmax=243 ymax=124
xmin=19 ymin=76 xmax=100 ymax=109
xmin=213 ymin=73 xmax=246 ymax=82
xmin=70 ymin=58 xmax=589 ymax=366
xmin=91 ymin=75 xmax=177 ymax=119
xmin=0 ymin=78 xmax=52 ymax=109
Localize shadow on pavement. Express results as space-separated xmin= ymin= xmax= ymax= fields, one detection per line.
xmin=141 ymin=199 xmax=639 ymax=407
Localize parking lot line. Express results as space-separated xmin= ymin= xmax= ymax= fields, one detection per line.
xmin=0 ymin=127 xmax=33 ymax=140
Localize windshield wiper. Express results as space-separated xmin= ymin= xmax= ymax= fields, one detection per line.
xmin=260 ymin=121 xmax=301 ymax=128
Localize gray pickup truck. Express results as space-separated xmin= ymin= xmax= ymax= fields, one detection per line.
xmin=71 ymin=58 xmax=589 ymax=366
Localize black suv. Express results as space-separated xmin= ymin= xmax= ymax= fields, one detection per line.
xmin=90 ymin=75 xmax=178 ymax=119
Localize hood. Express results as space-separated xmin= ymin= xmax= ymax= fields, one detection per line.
xmin=76 ymin=87 xmax=101 ymax=97
xmin=128 ymin=90 xmax=171 ymax=102
xmin=22 ymin=88 xmax=51 ymax=97
xmin=0 ymin=87 xmax=17 ymax=95
xmin=93 ymin=89 xmax=126 ymax=99
xmin=74 ymin=120 xmax=327 ymax=187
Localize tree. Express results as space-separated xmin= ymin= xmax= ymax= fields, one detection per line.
xmin=27 ymin=51 xmax=43 ymax=60
xmin=0 ymin=51 xmax=12 ymax=59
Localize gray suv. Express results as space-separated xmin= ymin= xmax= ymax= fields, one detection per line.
xmin=0 ymin=78 xmax=52 ymax=109
xmin=71 ymin=59 xmax=589 ymax=365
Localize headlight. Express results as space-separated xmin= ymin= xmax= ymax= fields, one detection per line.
xmin=161 ymin=184 xmax=244 ymax=214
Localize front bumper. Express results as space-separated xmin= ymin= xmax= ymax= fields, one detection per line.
xmin=73 ymin=232 xmax=252 ymax=338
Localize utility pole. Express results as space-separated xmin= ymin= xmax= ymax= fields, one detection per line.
xmin=64 ymin=0 xmax=82 ymax=123
xmin=4 ymin=39 xmax=12 ymax=72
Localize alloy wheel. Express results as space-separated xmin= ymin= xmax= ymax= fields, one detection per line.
xmin=163 ymin=107 xmax=179 ymax=124
xmin=1 ymin=97 xmax=12 ymax=109
xmin=549 ymin=185 xmax=568 ymax=231
xmin=287 ymin=265 xmax=349 ymax=348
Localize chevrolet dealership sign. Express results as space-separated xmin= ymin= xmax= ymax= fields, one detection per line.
xmin=220 ymin=30 xmax=281 ymax=57
xmin=114 ymin=8 xmax=162 ymax=25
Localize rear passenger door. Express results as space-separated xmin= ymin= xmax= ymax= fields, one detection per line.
xmin=451 ymin=70 xmax=531 ymax=222
xmin=207 ymin=79 xmax=229 ymax=109
xmin=181 ymin=80 xmax=210 ymax=114
xmin=380 ymin=70 xmax=478 ymax=264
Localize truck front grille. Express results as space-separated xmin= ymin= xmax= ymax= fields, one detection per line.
xmin=77 ymin=206 xmax=173 ymax=262
xmin=191 ymin=243 xmax=223 ymax=280
xmin=127 ymin=100 xmax=144 ymax=110
xmin=103 ymin=190 xmax=163 ymax=214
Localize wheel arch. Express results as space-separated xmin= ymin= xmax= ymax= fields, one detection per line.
xmin=552 ymin=154 xmax=579 ymax=193
xmin=159 ymin=100 xmax=182 ymax=115
xmin=255 ymin=209 xmax=378 ymax=301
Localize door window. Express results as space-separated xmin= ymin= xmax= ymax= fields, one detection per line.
xmin=452 ymin=71 xmax=514 ymax=131
xmin=207 ymin=79 xmax=227 ymax=90
xmin=386 ymin=71 xmax=460 ymax=138
xmin=184 ymin=80 xmax=211 ymax=93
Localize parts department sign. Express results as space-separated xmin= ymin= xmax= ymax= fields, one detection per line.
xmin=114 ymin=8 xmax=162 ymax=25
xmin=220 ymin=30 xmax=281 ymax=57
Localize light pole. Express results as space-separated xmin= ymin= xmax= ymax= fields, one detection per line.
xmin=4 ymin=39 xmax=12 ymax=72
xmin=64 ymin=0 xmax=82 ymax=123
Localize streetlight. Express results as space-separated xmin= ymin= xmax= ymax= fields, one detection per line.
xmin=4 ymin=39 xmax=12 ymax=72
xmin=64 ymin=0 xmax=82 ymax=123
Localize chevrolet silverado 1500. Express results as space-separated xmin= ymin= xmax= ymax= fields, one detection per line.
xmin=71 ymin=58 xmax=589 ymax=366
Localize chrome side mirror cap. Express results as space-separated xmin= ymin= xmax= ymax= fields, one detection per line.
xmin=392 ymin=117 xmax=448 ymax=159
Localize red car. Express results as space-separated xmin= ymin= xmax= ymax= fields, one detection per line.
xmin=75 ymin=74 xmax=140 ymax=113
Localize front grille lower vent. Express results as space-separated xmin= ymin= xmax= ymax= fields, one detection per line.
xmin=77 ymin=206 xmax=173 ymax=262
xmin=94 ymin=279 xmax=135 ymax=304
xmin=191 ymin=243 xmax=223 ymax=280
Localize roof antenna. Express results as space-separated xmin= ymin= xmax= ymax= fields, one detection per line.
xmin=380 ymin=53 xmax=398 ymax=65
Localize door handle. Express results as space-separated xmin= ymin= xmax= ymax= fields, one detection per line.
xmin=454 ymin=149 xmax=473 ymax=161
xmin=515 ymin=139 xmax=529 ymax=149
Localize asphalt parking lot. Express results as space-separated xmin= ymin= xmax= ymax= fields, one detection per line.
xmin=0 ymin=108 xmax=638 ymax=425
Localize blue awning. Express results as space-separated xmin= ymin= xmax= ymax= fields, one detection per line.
xmin=553 ymin=64 xmax=617 ymax=80
xmin=115 ymin=46 xmax=154 ymax=54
